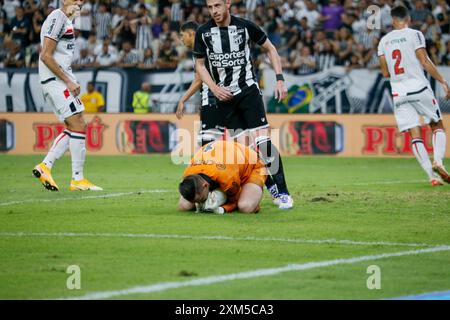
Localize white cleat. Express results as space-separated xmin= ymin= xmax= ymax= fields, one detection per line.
xmin=272 ymin=196 xmax=280 ymax=206
xmin=278 ymin=194 xmax=294 ymax=210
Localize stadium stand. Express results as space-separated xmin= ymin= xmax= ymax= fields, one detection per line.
xmin=0 ymin=0 xmax=449 ymax=111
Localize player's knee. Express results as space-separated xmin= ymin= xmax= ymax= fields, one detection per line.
xmin=238 ymin=200 xmax=258 ymax=213
xmin=430 ymin=120 xmax=444 ymax=131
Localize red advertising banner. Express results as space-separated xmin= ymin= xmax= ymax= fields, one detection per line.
xmin=1 ymin=113 xmax=449 ymax=157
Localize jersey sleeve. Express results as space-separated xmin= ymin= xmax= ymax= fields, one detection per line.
xmin=222 ymin=199 xmax=238 ymax=213
xmin=414 ymin=31 xmax=426 ymax=51
xmin=221 ymin=180 xmax=240 ymax=213
xmin=377 ymin=39 xmax=384 ymax=57
xmin=43 ymin=12 xmax=66 ymax=42
xmin=193 ymin=26 xmax=207 ymax=58
xmin=244 ymin=19 xmax=267 ymax=45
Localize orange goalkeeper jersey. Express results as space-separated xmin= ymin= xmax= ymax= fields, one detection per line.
xmin=183 ymin=141 xmax=266 ymax=212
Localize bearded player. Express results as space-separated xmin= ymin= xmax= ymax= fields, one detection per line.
xmin=178 ymin=140 xmax=266 ymax=214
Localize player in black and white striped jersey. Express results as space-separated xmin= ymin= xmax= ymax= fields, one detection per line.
xmin=176 ymin=21 xmax=237 ymax=146
xmin=193 ymin=0 xmax=293 ymax=209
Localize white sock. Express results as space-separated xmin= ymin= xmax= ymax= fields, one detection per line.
xmin=432 ymin=129 xmax=446 ymax=166
xmin=411 ymin=138 xmax=434 ymax=180
xmin=69 ymin=131 xmax=86 ymax=181
xmin=43 ymin=130 xmax=70 ymax=169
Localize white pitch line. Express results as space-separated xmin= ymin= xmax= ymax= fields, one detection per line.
xmin=60 ymin=245 xmax=450 ymax=300
xmin=0 ymin=180 xmax=430 ymax=207
xmin=0 ymin=232 xmax=441 ymax=248
xmin=344 ymin=180 xmax=425 ymax=186
xmin=0 ymin=189 xmax=171 ymax=207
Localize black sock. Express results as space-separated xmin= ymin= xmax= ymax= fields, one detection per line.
xmin=265 ymin=175 xmax=278 ymax=198
xmin=256 ymin=138 xmax=289 ymax=195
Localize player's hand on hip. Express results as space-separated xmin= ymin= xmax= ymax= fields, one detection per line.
xmin=275 ymin=80 xmax=287 ymax=102
xmin=176 ymin=101 xmax=185 ymax=119
xmin=67 ymin=80 xmax=81 ymax=97
xmin=213 ymin=86 xmax=233 ymax=101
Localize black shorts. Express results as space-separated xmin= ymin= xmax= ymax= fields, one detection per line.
xmin=200 ymin=103 xmax=227 ymax=134
xmin=218 ymin=84 xmax=269 ymax=135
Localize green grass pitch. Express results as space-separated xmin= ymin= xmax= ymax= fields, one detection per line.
xmin=0 ymin=154 xmax=449 ymax=299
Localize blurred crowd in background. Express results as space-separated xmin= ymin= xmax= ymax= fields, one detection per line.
xmin=1 ymin=0 xmax=450 ymax=75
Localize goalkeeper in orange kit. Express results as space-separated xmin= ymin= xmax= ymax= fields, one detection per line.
xmin=178 ymin=140 xmax=267 ymax=214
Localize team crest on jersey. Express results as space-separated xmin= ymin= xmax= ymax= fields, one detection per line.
xmin=233 ymin=34 xmax=243 ymax=46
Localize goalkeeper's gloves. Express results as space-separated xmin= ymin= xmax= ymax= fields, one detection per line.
xmin=195 ymin=203 xmax=225 ymax=215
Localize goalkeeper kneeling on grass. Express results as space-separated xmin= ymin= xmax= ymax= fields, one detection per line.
xmin=178 ymin=140 xmax=267 ymax=214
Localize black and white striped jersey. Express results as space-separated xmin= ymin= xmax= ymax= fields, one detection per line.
xmin=193 ymin=15 xmax=267 ymax=96
xmin=95 ymin=12 xmax=112 ymax=40
xmin=136 ymin=23 xmax=153 ymax=51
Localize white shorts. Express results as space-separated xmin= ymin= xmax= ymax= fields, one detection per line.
xmin=393 ymin=88 xmax=442 ymax=132
xmin=42 ymin=78 xmax=84 ymax=122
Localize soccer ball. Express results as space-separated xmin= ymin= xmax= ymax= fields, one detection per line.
xmin=196 ymin=189 xmax=227 ymax=213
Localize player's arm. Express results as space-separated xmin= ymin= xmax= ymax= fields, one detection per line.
xmin=221 ymin=183 xmax=240 ymax=213
xmin=416 ymin=48 xmax=450 ymax=99
xmin=378 ymin=55 xmax=390 ymax=78
xmin=193 ymin=27 xmax=233 ymax=101
xmin=176 ymin=73 xmax=202 ymax=119
xmin=40 ymin=37 xmax=80 ymax=96
xmin=260 ymin=39 xmax=288 ymax=102
xmin=195 ymin=58 xmax=233 ymax=101
xmin=377 ymin=38 xmax=390 ymax=78
xmin=247 ymin=18 xmax=286 ymax=102
xmin=222 ymin=194 xmax=238 ymax=213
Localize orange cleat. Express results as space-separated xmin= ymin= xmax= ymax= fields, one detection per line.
xmin=32 ymin=163 xmax=59 ymax=191
xmin=70 ymin=178 xmax=103 ymax=191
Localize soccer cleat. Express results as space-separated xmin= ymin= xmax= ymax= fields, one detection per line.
xmin=268 ymin=184 xmax=280 ymax=206
xmin=69 ymin=179 xmax=103 ymax=191
xmin=430 ymin=178 xmax=444 ymax=186
xmin=272 ymin=196 xmax=280 ymax=206
xmin=432 ymin=161 xmax=450 ymax=184
xmin=32 ymin=163 xmax=59 ymax=191
xmin=278 ymin=193 xmax=294 ymax=210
